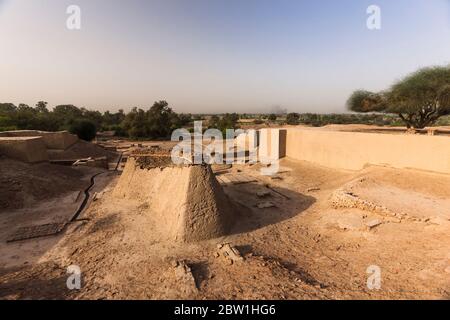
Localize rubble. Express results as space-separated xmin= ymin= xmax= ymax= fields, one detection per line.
xmin=216 ymin=243 xmax=244 ymax=264
xmin=173 ymin=260 xmax=198 ymax=295
xmin=256 ymin=190 xmax=271 ymax=198
xmin=257 ymin=201 xmax=276 ymax=209
xmin=366 ymin=219 xmax=382 ymax=229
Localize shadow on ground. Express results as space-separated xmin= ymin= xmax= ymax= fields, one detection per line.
xmin=0 ymin=263 xmax=74 ymax=300
xmin=222 ymin=182 xmax=316 ymax=236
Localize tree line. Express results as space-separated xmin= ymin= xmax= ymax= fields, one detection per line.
xmin=283 ymin=113 xmax=407 ymax=127
xmin=2 ymin=64 xmax=449 ymax=142
xmin=0 ymin=100 xmax=194 ymax=141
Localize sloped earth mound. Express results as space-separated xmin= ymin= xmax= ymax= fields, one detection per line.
xmin=113 ymin=157 xmax=238 ymax=242
xmin=0 ymin=157 xmax=91 ymax=211
xmin=47 ymin=140 xmax=118 ymax=161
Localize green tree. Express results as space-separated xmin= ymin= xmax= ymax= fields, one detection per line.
xmin=53 ymin=104 xmax=83 ymax=129
xmin=35 ymin=101 xmax=49 ymax=113
xmin=122 ymin=107 xmax=148 ymax=138
xmin=347 ymin=66 xmax=450 ymax=129
xmin=0 ymin=103 xmax=17 ymax=115
xmin=268 ymin=114 xmax=277 ymax=121
xmin=206 ymin=113 xmax=239 ymax=137
xmin=286 ymin=113 xmax=300 ymax=125
xmin=53 ymin=104 xmax=83 ymax=118
xmin=146 ymin=100 xmax=177 ymax=138
xmin=81 ymin=108 xmax=103 ymax=129
xmin=176 ymin=113 xmax=192 ymax=127
xmin=0 ymin=103 xmax=17 ymax=131
xmin=14 ymin=104 xmax=37 ymax=129
xmin=69 ymin=120 xmax=97 ymax=141
xmin=208 ymin=115 xmax=220 ymax=128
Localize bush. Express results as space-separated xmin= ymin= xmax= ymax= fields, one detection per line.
xmin=286 ymin=113 xmax=300 ymax=125
xmin=70 ymin=120 xmax=97 ymax=141
xmin=109 ymin=125 xmax=127 ymax=137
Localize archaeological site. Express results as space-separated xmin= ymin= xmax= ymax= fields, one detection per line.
xmin=0 ymin=126 xmax=449 ymax=300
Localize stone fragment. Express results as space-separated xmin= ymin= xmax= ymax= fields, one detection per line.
xmin=366 ymin=219 xmax=382 ymax=229
xmin=216 ymin=243 xmax=244 ymax=263
xmin=256 ymin=190 xmax=271 ymax=198
xmin=257 ymin=201 xmax=275 ymax=209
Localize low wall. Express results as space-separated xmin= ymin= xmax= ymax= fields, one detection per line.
xmin=285 ymin=129 xmax=450 ymax=174
xmin=0 ymin=137 xmax=49 ymax=163
xmin=0 ymin=130 xmax=78 ymax=150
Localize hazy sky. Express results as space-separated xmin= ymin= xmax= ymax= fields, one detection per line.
xmin=0 ymin=0 xmax=449 ymax=113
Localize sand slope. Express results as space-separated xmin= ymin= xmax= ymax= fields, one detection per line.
xmin=113 ymin=157 xmax=237 ymax=242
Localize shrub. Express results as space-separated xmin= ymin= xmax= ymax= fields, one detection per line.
xmin=286 ymin=113 xmax=300 ymax=125
xmin=70 ymin=120 xmax=97 ymax=141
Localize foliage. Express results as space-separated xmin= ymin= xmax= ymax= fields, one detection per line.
xmin=69 ymin=120 xmax=97 ymax=141
xmin=0 ymin=100 xmax=195 ymax=139
xmin=286 ymin=113 xmax=300 ymax=125
xmin=3 ymin=94 xmax=447 ymax=139
xmin=121 ymin=101 xmax=188 ymax=139
xmin=207 ymin=113 xmax=239 ymax=137
xmin=347 ymin=66 xmax=450 ymax=128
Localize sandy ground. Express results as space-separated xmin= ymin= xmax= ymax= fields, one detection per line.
xmin=0 ymin=144 xmax=449 ymax=300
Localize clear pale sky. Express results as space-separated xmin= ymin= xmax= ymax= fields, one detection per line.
xmin=0 ymin=0 xmax=449 ymax=113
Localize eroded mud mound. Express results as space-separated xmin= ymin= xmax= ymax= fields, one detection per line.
xmin=135 ymin=154 xmax=174 ymax=169
xmin=113 ymin=157 xmax=238 ymax=242
xmin=47 ymin=140 xmax=118 ymax=161
xmin=0 ymin=157 xmax=90 ymax=211
xmin=184 ymin=165 xmax=238 ymax=242
xmin=132 ymin=146 xmax=193 ymax=168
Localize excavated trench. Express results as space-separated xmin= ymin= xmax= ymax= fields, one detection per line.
xmin=6 ymin=153 xmax=123 ymax=243
xmin=70 ymin=151 xmax=124 ymax=222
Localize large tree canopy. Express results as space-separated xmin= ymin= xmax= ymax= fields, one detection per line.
xmin=347 ymin=66 xmax=450 ymax=129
